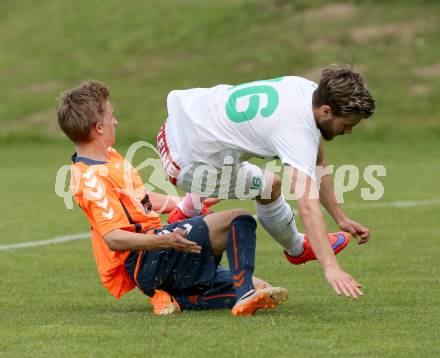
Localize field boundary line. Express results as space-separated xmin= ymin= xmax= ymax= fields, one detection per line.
xmin=1 ymin=197 xmax=439 ymax=252
xmin=345 ymin=197 xmax=440 ymax=209
xmin=0 ymin=232 xmax=90 ymax=252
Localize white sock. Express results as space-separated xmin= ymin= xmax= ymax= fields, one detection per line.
xmin=256 ymin=194 xmax=304 ymax=256
xmin=177 ymin=194 xmax=206 ymax=217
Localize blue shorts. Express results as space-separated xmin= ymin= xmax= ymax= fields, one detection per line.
xmin=125 ymin=216 xmax=232 ymax=297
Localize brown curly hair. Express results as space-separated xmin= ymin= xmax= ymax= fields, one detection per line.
xmin=313 ymin=66 xmax=375 ymax=119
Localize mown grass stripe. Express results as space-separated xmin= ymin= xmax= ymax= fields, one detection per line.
xmin=1 ymin=197 xmax=439 ymax=252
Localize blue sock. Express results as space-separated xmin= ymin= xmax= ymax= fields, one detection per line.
xmin=175 ymin=290 xmax=237 ymax=310
xmin=173 ymin=265 xmax=238 ymax=310
xmin=226 ymin=215 xmax=257 ymax=298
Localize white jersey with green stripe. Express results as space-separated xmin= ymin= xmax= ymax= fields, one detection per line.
xmin=166 ymin=76 xmax=320 ymax=180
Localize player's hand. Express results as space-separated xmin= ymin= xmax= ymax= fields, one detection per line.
xmin=338 ymin=218 xmax=371 ymax=245
xmin=324 ymin=265 xmax=363 ymax=298
xmin=162 ymin=229 xmax=202 ymax=254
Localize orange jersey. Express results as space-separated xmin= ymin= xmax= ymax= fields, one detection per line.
xmin=70 ymin=147 xmax=162 ymax=298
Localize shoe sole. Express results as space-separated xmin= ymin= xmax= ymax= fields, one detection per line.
xmin=153 ymin=303 xmax=179 ymax=315
xmin=231 ymin=287 xmax=288 ymax=316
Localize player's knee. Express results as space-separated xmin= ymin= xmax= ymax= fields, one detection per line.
xmin=203 ymin=209 xmax=253 ymax=234
xmin=229 ymin=208 xmax=253 ymax=220
xmin=229 ymin=210 xmax=257 ymax=232
xmin=272 ymin=173 xmax=282 ymax=191
xmin=263 ymin=171 xmax=281 ymax=190
xmin=262 ymin=171 xmax=282 ymax=200
xmin=219 ymin=209 xmax=255 ymax=231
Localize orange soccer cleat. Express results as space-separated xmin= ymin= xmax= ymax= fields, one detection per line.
xmin=149 ymin=289 xmax=181 ymax=315
xmin=284 ymin=231 xmax=350 ymax=265
xmin=252 ymin=276 xmax=272 ymax=290
xmin=231 ymin=287 xmax=288 ymax=316
xmin=167 ymin=205 xmax=213 ymax=224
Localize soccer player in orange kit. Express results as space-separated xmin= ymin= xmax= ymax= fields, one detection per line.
xmin=57 ymin=80 xmax=287 ymax=316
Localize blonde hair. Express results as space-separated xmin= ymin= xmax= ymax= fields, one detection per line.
xmin=57 ymin=81 xmax=109 ymax=143
xmin=313 ymin=66 xmax=375 ymax=119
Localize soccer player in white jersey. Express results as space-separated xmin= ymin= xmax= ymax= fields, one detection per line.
xmin=156 ymin=66 xmax=375 ymax=299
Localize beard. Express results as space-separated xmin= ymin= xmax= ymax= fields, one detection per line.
xmin=317 ymin=119 xmax=336 ymax=141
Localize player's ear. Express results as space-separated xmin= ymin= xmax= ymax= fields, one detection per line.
xmin=319 ymin=105 xmax=332 ymax=120
xmin=323 ymin=105 xmax=332 ymax=117
xmin=95 ymin=120 xmax=104 ymax=134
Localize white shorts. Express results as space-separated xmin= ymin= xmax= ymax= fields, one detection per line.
xmin=156 ymin=120 xmax=267 ymax=199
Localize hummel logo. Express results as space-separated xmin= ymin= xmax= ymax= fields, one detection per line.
xmin=87 ymin=185 xmax=103 ymax=199
xmin=84 ymin=176 xmax=97 ymax=188
xmin=102 ymin=207 xmax=114 ymax=220
xmin=96 ymin=196 xmax=108 ymax=209
xmin=83 ymin=169 xmax=94 ymax=179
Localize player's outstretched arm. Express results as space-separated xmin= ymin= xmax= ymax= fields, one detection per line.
xmin=103 ymin=228 xmax=201 ymax=253
xmin=316 ymin=142 xmax=371 ymax=245
xmin=287 ymin=166 xmax=363 ymax=298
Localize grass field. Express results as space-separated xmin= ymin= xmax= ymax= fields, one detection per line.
xmin=1 ymin=0 xmax=440 ymax=357
xmin=1 ymin=139 xmax=439 ymax=357
xmin=1 ymin=0 xmax=439 ymax=143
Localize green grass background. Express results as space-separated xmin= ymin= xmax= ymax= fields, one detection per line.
xmin=0 ymin=0 xmax=439 ymax=357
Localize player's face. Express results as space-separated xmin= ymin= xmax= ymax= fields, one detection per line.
xmin=100 ymin=101 xmax=118 ymax=146
xmin=319 ymin=115 xmax=362 ymax=141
